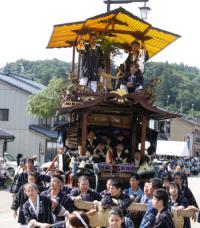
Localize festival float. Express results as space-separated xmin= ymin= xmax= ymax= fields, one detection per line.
xmin=46 ymin=7 xmax=180 ymax=188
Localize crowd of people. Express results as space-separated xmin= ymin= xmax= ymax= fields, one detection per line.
xmin=9 ymin=152 xmax=200 ymax=228
xmin=155 ymin=155 xmax=200 ymax=178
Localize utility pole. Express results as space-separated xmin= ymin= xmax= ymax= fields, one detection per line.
xmin=192 ymin=103 xmax=194 ymax=117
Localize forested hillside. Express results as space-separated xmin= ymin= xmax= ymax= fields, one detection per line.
xmin=144 ymin=62 xmax=200 ymax=116
xmin=2 ymin=59 xmax=200 ymax=116
xmin=2 ymin=59 xmax=71 ymax=85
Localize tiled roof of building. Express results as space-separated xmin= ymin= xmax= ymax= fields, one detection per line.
xmin=181 ymin=116 xmax=200 ymax=126
xmin=0 ymin=128 xmax=15 ymax=140
xmin=0 ymin=72 xmax=46 ymax=94
xmin=29 ymin=125 xmax=58 ymax=140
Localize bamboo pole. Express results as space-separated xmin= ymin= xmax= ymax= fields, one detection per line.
xmin=71 ymin=44 xmax=76 ymax=73
xmin=141 ymin=115 xmax=147 ymax=160
xmin=81 ymin=112 xmax=88 ymax=155
xmin=74 ymin=199 xmax=199 ymax=228
xmin=45 ymin=155 xmax=58 ymax=174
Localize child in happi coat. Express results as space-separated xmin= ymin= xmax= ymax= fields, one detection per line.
xmin=152 ymin=189 xmax=175 ymax=228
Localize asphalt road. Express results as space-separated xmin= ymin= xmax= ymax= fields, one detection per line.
xmin=0 ymin=189 xmax=16 ymax=227
xmin=0 ymin=176 xmax=200 ymax=228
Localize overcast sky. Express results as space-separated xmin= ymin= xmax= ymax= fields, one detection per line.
xmin=0 ymin=0 xmax=199 ymax=68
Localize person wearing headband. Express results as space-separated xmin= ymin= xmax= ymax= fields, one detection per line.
xmin=66 ymin=211 xmax=91 ymax=228
xmin=41 ymin=175 xmax=76 ymax=227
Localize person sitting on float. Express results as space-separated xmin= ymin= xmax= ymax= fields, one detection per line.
xmin=86 ymin=130 xmax=99 ymax=151
xmin=70 ymin=175 xmax=101 ymax=202
xmin=85 ymin=147 xmax=99 ymax=164
xmin=113 ymin=142 xmax=128 ymax=164
xmin=93 ymin=139 xmax=107 ymax=163
xmin=99 ymin=135 xmax=113 ymax=164
xmin=132 ymin=150 xmax=142 ymax=169
xmin=124 ymin=40 xmax=149 ymax=74
xmin=120 ymin=63 xmax=144 ymax=93
xmin=115 ymin=133 xmax=126 ymax=150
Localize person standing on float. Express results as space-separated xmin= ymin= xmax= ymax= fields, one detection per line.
xmin=77 ymin=32 xmax=105 ymax=92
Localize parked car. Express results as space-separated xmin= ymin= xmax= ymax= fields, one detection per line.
xmin=3 ymin=152 xmax=17 ymax=177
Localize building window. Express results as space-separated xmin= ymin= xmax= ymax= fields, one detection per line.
xmin=0 ymin=109 xmax=9 ymax=121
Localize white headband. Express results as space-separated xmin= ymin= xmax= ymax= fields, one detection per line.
xmin=73 ymin=211 xmax=89 ymax=228
xmin=51 ymin=177 xmax=62 ymax=183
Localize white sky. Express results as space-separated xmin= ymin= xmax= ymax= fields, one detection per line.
xmin=0 ymin=0 xmax=199 ymax=68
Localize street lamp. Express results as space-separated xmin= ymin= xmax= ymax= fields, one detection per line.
xmin=139 ymin=1 xmax=151 ymax=20
xmin=103 ymin=0 xmax=150 ymax=18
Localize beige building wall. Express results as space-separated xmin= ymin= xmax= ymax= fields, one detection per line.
xmin=170 ymin=118 xmax=195 ymax=141
xmin=170 ymin=118 xmax=200 ymax=155
xmin=0 ymin=81 xmax=45 ymax=162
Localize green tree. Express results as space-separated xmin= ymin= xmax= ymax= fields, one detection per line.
xmin=26 ymin=78 xmax=67 ymax=118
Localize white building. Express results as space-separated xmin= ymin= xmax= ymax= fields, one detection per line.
xmin=0 ymin=72 xmax=58 ymax=164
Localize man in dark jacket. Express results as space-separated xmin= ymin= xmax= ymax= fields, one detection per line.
xmin=70 ymin=175 xmax=101 ymax=202
xmin=78 ymin=32 xmax=105 ymax=92
xmin=101 ymin=179 xmax=132 ymax=213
